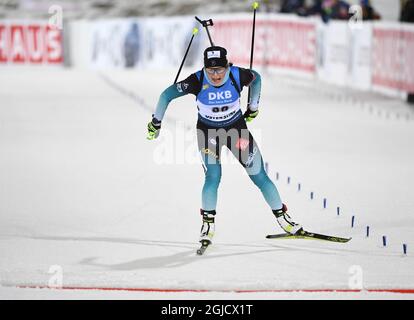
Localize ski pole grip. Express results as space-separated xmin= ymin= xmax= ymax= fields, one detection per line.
xmin=195 ymin=16 xmax=214 ymax=27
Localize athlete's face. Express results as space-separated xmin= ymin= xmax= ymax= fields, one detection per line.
xmin=205 ymin=67 xmax=227 ymax=86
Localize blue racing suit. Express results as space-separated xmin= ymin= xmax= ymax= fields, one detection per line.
xmin=153 ymin=66 xmax=283 ymax=212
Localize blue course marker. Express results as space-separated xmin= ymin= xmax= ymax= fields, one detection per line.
xmin=337 ymin=207 xmax=340 ymax=216
xmin=310 ymin=192 xmax=314 ymax=200
xmin=382 ymin=236 xmax=387 ymax=247
xmin=323 ymin=198 xmax=327 ymax=209
xmin=351 ymin=215 xmax=355 ymax=228
xmin=366 ymin=226 xmax=370 ymax=238
xmin=403 ymin=244 xmax=407 ymax=255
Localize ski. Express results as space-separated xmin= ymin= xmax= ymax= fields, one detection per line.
xmin=196 ymin=240 xmax=211 ymax=255
xmin=266 ymin=230 xmax=351 ymax=243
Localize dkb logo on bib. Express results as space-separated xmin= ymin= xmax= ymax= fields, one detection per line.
xmin=208 ymin=91 xmax=232 ymax=100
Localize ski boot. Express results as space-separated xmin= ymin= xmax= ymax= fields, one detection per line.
xmin=272 ymin=204 xmax=303 ymax=235
xmin=199 ymin=209 xmax=215 ymax=244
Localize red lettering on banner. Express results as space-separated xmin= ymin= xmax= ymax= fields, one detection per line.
xmin=212 ymin=21 xmax=250 ymax=65
xmin=0 ymin=24 xmax=7 ymax=62
xmin=27 ymin=25 xmax=44 ymax=63
xmin=46 ymin=25 xmax=63 ymax=63
xmin=10 ymin=25 xmax=26 ymax=63
xmin=211 ymin=18 xmax=316 ymax=73
xmin=372 ymin=27 xmax=414 ymax=92
xmin=0 ymin=22 xmax=63 ymax=65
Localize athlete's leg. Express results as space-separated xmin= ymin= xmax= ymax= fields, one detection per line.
xmin=226 ymin=120 xmax=283 ymax=210
xmin=197 ymin=122 xmax=223 ymax=211
xmin=200 ymin=157 xmax=222 ymax=211
xmin=248 ymin=153 xmax=282 ymax=210
xmin=225 ymin=119 xmax=303 ymax=233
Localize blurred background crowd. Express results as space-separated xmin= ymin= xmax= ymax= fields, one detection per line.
xmin=0 ymin=0 xmax=412 ymax=22
xmin=280 ymin=0 xmax=414 ymax=23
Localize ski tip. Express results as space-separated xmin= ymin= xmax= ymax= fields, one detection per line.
xmin=200 ymin=240 xmax=211 ymax=246
xmin=196 ymin=240 xmax=212 ymax=255
xmin=328 ymin=236 xmax=352 ymax=243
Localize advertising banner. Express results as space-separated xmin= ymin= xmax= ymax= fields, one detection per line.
xmin=316 ymin=21 xmax=350 ymax=87
xmin=89 ymin=17 xmax=206 ymax=70
xmin=69 ymin=14 xmax=414 ymax=99
xmin=212 ymin=14 xmax=317 ymax=74
xmin=317 ymin=20 xmax=372 ymax=90
xmin=347 ymin=23 xmax=372 ymax=90
xmin=0 ymin=20 xmax=63 ymax=65
xmin=371 ymin=22 xmax=414 ymax=95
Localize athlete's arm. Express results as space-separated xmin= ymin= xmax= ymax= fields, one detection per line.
xmin=153 ymin=73 xmax=201 ymax=121
xmin=239 ymin=68 xmax=261 ymax=112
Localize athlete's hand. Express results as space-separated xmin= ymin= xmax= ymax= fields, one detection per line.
xmin=243 ymin=108 xmax=259 ymax=122
xmin=147 ymin=117 xmax=161 ymax=140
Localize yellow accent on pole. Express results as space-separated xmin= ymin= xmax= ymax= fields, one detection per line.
xmin=252 ymin=1 xmax=259 ymax=10
xmin=192 ymin=27 xmax=199 ymax=35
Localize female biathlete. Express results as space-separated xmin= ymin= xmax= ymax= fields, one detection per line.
xmin=147 ymin=46 xmax=303 ymax=246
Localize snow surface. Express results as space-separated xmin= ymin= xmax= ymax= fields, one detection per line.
xmin=0 ymin=67 xmax=414 ymax=299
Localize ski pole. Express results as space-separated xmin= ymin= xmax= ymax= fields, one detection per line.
xmin=248 ymin=1 xmax=259 ymax=103
xmin=249 ymin=2 xmax=259 ymax=70
xmin=174 ymin=27 xmax=199 ymax=84
xmin=195 ymin=16 xmax=215 ymax=46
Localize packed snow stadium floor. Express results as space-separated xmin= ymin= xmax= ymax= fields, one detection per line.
xmin=0 ymin=67 xmax=414 ymax=299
